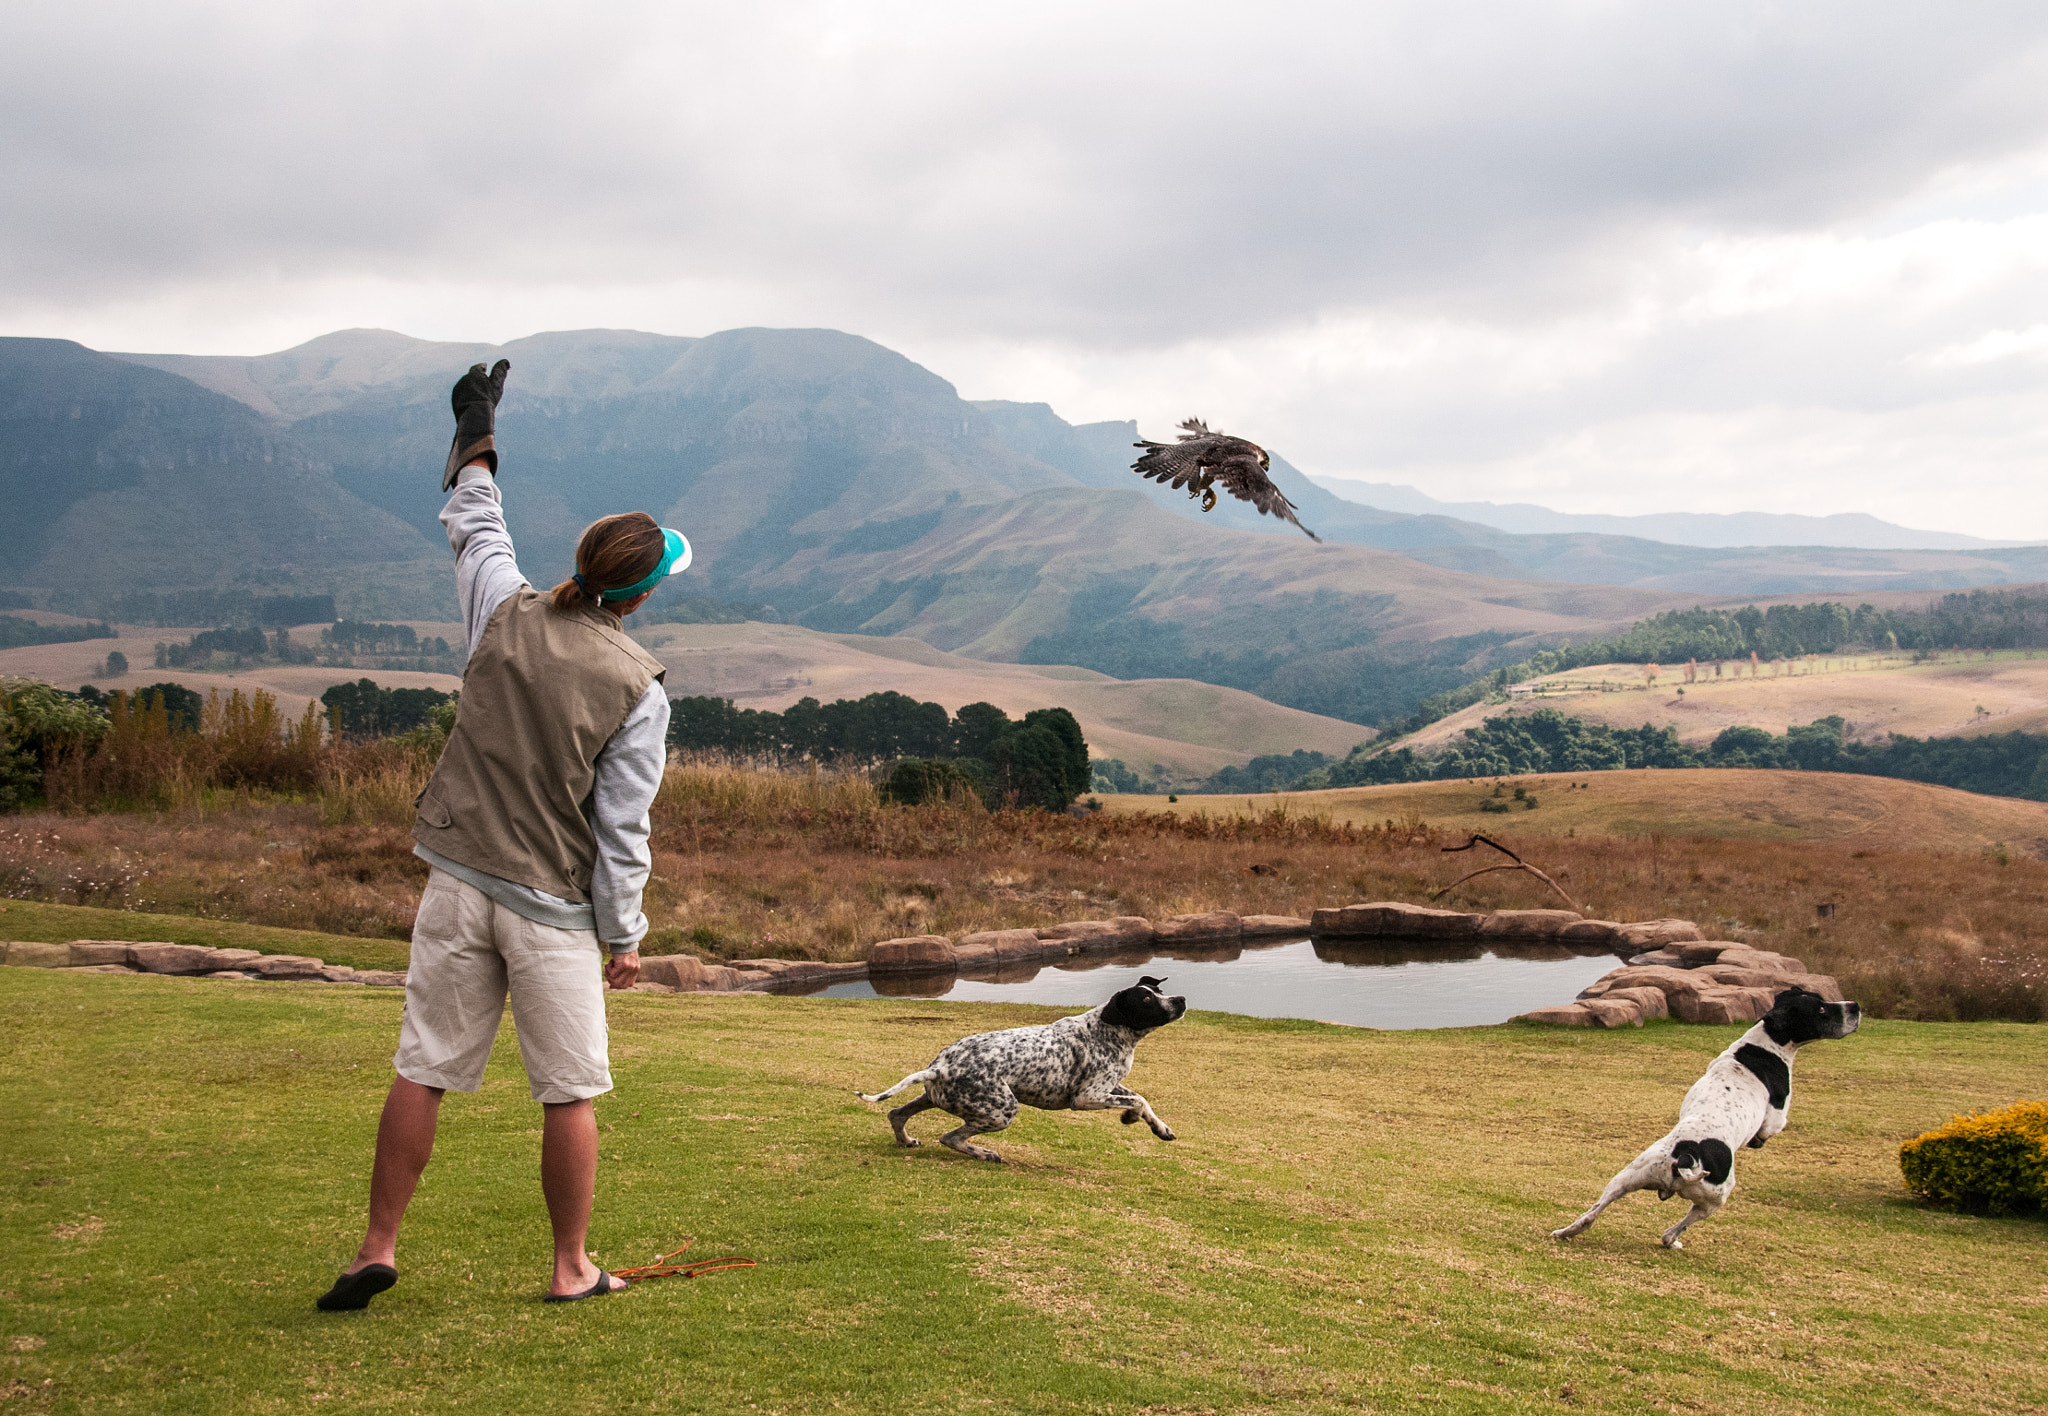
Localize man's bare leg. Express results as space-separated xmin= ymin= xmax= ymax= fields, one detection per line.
xmin=541 ymin=1098 xmax=622 ymax=1297
xmin=347 ymin=1075 xmax=445 ymax=1273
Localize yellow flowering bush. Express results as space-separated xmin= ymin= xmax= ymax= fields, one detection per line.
xmin=1899 ymin=1100 xmax=2048 ymax=1215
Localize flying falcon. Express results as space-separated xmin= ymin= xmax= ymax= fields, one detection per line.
xmin=1130 ymin=418 xmax=1320 ymax=541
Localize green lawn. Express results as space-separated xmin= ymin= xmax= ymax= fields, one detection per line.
xmin=0 ymin=900 xmax=407 ymax=971
xmin=2 ymin=970 xmax=2042 ymax=1414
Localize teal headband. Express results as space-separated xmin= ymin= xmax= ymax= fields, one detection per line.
xmin=585 ymin=527 xmax=691 ymax=602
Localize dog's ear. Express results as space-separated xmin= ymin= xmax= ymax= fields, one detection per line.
xmin=1137 ymin=975 xmax=1168 ymax=991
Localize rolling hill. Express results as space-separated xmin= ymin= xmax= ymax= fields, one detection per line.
xmin=1396 ymin=653 xmax=2048 ymax=754
xmin=0 ymin=613 xmax=1372 ymax=780
xmin=1105 ymin=767 xmax=2048 ymax=856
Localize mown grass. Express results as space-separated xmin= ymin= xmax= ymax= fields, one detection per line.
xmin=3 ymin=969 xmax=2043 ymax=1414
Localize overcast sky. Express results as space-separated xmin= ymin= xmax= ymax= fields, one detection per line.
xmin=7 ymin=2 xmax=2048 ymax=536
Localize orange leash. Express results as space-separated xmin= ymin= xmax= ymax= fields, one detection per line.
xmin=611 ymin=1237 xmax=756 ymax=1283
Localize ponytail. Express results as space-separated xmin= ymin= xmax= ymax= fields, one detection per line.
xmin=553 ymin=512 xmax=666 ymax=610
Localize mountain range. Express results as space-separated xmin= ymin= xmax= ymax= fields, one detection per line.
xmin=7 ymin=325 xmax=2047 ymax=727
xmin=1305 ymin=477 xmax=2035 ymax=551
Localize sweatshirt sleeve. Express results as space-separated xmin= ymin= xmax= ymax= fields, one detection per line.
xmin=441 ymin=466 xmax=528 ymax=657
xmin=588 ymin=682 xmax=671 ymax=950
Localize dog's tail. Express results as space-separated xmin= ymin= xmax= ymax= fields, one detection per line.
xmin=858 ymin=1068 xmax=936 ymax=1104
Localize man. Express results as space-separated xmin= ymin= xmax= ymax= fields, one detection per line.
xmin=317 ymin=360 xmax=688 ymax=1309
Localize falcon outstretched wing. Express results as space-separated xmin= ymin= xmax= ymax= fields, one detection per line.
xmin=1130 ymin=419 xmax=1216 ymax=493
xmin=1212 ymin=451 xmax=1321 ymax=541
xmin=1128 ymin=416 xmax=1320 ymax=540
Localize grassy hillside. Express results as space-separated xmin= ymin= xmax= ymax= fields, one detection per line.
xmin=5 ymin=971 xmax=2042 ymax=1414
xmin=1401 ymin=652 xmax=2048 ymax=754
xmin=635 ymin=620 xmax=1371 ymax=775
xmin=1106 ymin=766 xmax=2048 ymax=855
xmin=0 ymin=613 xmax=1372 ymax=778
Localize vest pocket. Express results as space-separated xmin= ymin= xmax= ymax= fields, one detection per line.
xmin=416 ymin=786 xmax=453 ymax=829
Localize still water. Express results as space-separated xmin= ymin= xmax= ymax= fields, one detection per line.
xmin=785 ymin=937 xmax=1623 ymax=1030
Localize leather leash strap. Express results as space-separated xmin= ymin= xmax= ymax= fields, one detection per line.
xmin=611 ymin=1237 xmax=756 ymax=1283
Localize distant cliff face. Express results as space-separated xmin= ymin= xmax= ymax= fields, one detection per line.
xmin=0 ymin=338 xmax=435 ymax=605
xmin=8 ymin=323 xmax=2045 ymax=727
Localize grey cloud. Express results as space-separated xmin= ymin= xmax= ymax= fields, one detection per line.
xmin=6 ymin=2 xmax=2048 ymax=342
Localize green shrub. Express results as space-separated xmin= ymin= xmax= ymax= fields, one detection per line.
xmin=1899 ymin=1100 xmax=2048 ymax=1215
xmin=881 ymin=757 xmax=979 ymax=807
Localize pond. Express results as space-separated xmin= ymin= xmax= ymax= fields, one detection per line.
xmin=782 ymin=937 xmax=1625 ymax=1030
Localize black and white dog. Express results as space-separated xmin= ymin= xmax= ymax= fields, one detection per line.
xmin=857 ymin=976 xmax=1187 ymax=1162
xmin=1552 ymin=985 xmax=1860 ymax=1249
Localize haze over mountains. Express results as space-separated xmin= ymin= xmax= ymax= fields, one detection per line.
xmin=1306 ymin=477 xmax=2038 ymax=552
xmin=7 ymin=325 xmax=2047 ymax=728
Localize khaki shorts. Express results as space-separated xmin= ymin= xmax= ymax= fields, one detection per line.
xmin=394 ymin=868 xmax=612 ymax=1104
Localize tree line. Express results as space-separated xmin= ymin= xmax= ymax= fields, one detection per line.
xmin=1381 ymin=588 xmax=2048 ymax=740
xmin=0 ymin=616 xmax=116 ymax=650
xmin=669 ymin=691 xmax=1090 ymax=811
xmin=1316 ymin=708 xmax=2048 ymax=802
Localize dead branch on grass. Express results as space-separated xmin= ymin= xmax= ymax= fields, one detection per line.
xmin=1432 ymin=833 xmax=1582 ymax=912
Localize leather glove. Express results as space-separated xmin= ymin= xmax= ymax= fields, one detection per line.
xmin=442 ymin=359 xmax=510 ymax=490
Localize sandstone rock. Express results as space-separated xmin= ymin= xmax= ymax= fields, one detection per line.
xmin=318 ymin=965 xmax=359 ymax=983
xmin=1712 ymin=948 xmax=1807 ymax=975
xmin=956 ymin=928 xmax=1048 ymax=967
xmin=1627 ymin=948 xmax=1687 ymax=967
xmin=249 ymin=954 xmax=328 ymax=980
xmin=128 ymin=942 xmax=224 ymax=975
xmin=1478 ymin=909 xmax=1583 ymax=938
xmin=1675 ymin=941 xmax=1740 ymax=965
xmin=639 ymin=955 xmax=708 ymax=991
xmin=1579 ymin=965 xmax=1707 ymax=1001
xmin=1615 ymin=919 xmax=1703 ymax=949
xmin=1696 ymin=964 xmax=1803 ymax=990
xmin=4 ymin=940 xmax=71 ymax=968
xmin=1239 ymin=914 xmax=1310 ymax=939
xmin=1035 ymin=918 xmax=1155 ymax=951
xmin=1671 ymin=985 xmax=1778 ymax=1025
xmin=64 ymin=963 xmax=141 ymax=974
xmin=629 ymin=981 xmax=678 ymax=993
xmin=67 ymin=941 xmax=136 ymax=967
xmin=1517 ymin=1004 xmax=1597 ymax=1026
xmin=1604 ymin=986 xmax=1670 ymax=1021
xmin=696 ymin=965 xmax=750 ymax=991
xmin=1557 ymin=920 xmax=1628 ymax=947
xmin=1581 ymin=996 xmax=1646 ymax=1028
xmin=209 ymin=948 xmax=265 ymax=969
xmin=723 ymin=958 xmax=867 ymax=987
xmin=867 ymin=935 xmax=956 ymax=974
xmin=1312 ymin=902 xmax=1483 ymax=939
xmin=1153 ymin=911 xmax=1242 ymax=944
xmin=355 ymin=970 xmax=407 ymax=987
xmin=206 ymin=970 xmax=255 ymax=979
xmin=1576 ymin=966 xmax=1630 ymax=998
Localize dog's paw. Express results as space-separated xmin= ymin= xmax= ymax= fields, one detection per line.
xmin=896 ymin=1137 xmax=921 ymax=1148
xmin=1747 ymin=1136 xmax=1768 ymax=1149
xmin=1660 ymin=1234 xmax=1686 ymax=1250
xmin=1153 ymin=1125 xmax=1176 ymax=1141
xmin=1549 ymin=1227 xmax=1574 ymax=1241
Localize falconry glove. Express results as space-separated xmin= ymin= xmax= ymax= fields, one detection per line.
xmin=443 ymin=359 xmax=511 ymax=490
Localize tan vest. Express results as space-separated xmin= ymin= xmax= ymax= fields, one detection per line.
xmin=413 ymin=590 xmax=666 ymax=902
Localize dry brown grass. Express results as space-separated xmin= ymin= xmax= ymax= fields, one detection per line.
xmin=3 ymin=756 xmax=2042 ymax=1022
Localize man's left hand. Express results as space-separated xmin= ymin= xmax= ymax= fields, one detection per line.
xmin=605 ymin=950 xmax=641 ymax=990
